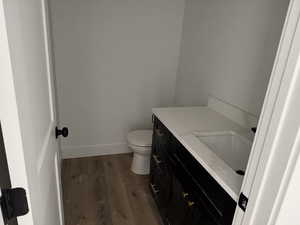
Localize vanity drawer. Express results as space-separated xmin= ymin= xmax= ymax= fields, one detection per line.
xmin=150 ymin=159 xmax=172 ymax=209
xmin=152 ymin=118 xmax=171 ymax=158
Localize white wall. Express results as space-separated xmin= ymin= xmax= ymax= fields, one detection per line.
xmin=175 ymin=0 xmax=290 ymax=116
xmin=49 ymin=0 xmax=185 ymax=157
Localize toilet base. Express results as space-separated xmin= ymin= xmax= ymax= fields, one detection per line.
xmin=131 ymin=152 xmax=151 ymax=175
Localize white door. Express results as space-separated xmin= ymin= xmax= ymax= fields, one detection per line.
xmin=0 ymin=0 xmax=64 ymax=225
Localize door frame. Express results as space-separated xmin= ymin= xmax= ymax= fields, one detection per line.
xmin=233 ymin=0 xmax=300 ymax=224
xmin=40 ymin=0 xmax=65 ymax=223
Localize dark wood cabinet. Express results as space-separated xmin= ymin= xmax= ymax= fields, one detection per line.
xmin=166 ymin=174 xmax=190 ymax=225
xmin=150 ymin=116 xmax=236 ymax=225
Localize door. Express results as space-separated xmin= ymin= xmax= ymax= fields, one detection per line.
xmin=0 ymin=125 xmax=17 ymax=225
xmin=0 ymin=0 xmax=64 ymax=225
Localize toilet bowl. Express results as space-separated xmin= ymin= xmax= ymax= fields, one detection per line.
xmin=127 ymin=130 xmax=152 ymax=175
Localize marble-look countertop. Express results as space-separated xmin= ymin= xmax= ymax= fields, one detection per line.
xmin=152 ymin=106 xmax=254 ymax=201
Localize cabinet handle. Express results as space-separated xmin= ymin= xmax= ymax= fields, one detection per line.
xmin=155 ymin=128 xmax=164 ymax=137
xmin=182 ymin=192 xmax=195 ymax=207
xmin=153 ymin=154 xmax=162 ymax=164
xmin=187 ymin=201 xmax=195 ymax=207
xmin=182 ymin=192 xmax=189 ymax=199
xmin=150 ymin=183 xmax=159 ymax=194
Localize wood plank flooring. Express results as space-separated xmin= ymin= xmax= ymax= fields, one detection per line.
xmin=62 ymin=154 xmax=161 ymax=225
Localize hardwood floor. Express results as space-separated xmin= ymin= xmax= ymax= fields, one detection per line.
xmin=62 ymin=154 xmax=162 ymax=225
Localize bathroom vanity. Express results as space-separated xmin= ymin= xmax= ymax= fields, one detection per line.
xmin=149 ymin=107 xmax=254 ymax=225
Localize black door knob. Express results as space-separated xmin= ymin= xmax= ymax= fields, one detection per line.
xmin=55 ymin=127 xmax=69 ymax=139
xmin=251 ymin=127 xmax=257 ymax=133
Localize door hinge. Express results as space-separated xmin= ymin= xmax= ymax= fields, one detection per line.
xmin=238 ymin=192 xmax=248 ymax=212
xmin=0 ymin=188 xmax=29 ymax=223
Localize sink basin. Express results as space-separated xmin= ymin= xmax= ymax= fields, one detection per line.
xmin=193 ymin=131 xmax=252 ymax=172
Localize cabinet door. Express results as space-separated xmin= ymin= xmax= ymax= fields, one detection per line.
xmin=153 ymin=126 xmax=169 ymax=159
xmin=184 ymin=205 xmax=217 ymax=225
xmin=173 ymin=139 xmax=236 ymax=224
xmin=166 ymin=175 xmax=190 ymax=225
xmin=168 ymin=154 xmax=219 ymax=225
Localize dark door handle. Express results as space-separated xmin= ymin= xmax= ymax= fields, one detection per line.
xmin=251 ymin=127 xmax=257 ymax=133
xmin=55 ymin=127 xmax=69 ymax=138
xmin=0 ymin=188 xmax=29 ymax=223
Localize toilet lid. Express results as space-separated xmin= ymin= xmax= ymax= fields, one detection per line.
xmin=127 ymin=130 xmax=153 ymax=147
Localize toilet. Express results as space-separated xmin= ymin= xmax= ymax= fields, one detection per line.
xmin=127 ymin=130 xmax=152 ymax=175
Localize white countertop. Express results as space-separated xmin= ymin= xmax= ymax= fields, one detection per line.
xmin=152 ymin=106 xmax=253 ymax=201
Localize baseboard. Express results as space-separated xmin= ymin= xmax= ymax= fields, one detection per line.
xmin=61 ymin=143 xmax=132 ymax=159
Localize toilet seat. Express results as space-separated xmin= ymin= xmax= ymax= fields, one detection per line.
xmin=127 ymin=130 xmax=152 ymax=147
